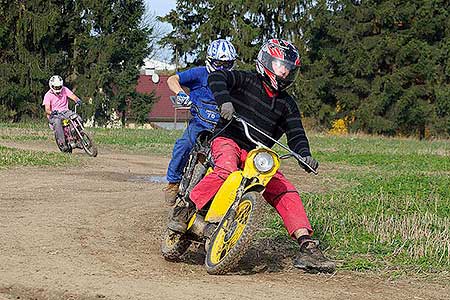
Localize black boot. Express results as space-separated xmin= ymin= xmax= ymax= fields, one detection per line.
xmin=167 ymin=198 xmax=196 ymax=233
xmin=59 ymin=143 xmax=69 ymax=152
xmin=293 ymin=236 xmax=336 ymax=273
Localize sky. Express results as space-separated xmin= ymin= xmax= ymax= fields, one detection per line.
xmin=145 ymin=0 xmax=176 ymax=17
xmin=145 ymin=0 xmax=177 ymax=62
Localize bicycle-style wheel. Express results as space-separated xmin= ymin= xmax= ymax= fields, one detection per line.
xmin=77 ymin=130 xmax=98 ymax=157
xmin=204 ymin=191 xmax=264 ymax=275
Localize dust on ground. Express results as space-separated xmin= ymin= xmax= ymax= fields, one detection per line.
xmin=0 ymin=140 xmax=449 ymax=300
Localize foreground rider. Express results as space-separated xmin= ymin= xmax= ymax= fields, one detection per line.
xmin=42 ymin=75 xmax=82 ymax=151
xmin=168 ymin=39 xmax=336 ymax=273
xmin=164 ymin=39 xmax=237 ymax=205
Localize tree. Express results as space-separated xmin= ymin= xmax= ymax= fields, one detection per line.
xmin=0 ymin=0 xmax=75 ymax=121
xmin=300 ymin=0 xmax=450 ymax=137
xmin=0 ymin=0 xmax=156 ymax=125
xmin=158 ymin=0 xmax=310 ymax=70
xmin=68 ymin=0 xmax=155 ymax=126
xmin=158 ymin=0 xmax=450 ymax=137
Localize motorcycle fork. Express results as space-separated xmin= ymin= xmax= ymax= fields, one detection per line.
xmin=71 ymin=119 xmax=85 ymax=144
xmin=221 ymin=177 xmax=248 ymax=233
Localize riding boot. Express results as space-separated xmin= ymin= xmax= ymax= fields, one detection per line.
xmin=293 ymin=236 xmax=336 ymax=273
xmin=167 ymin=198 xmax=196 ymax=234
xmin=163 ymin=182 xmax=180 ymax=206
xmin=59 ymin=142 xmax=69 ymax=152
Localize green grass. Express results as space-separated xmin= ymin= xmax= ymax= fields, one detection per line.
xmin=89 ymin=127 xmax=179 ymax=154
xmin=0 ymin=123 xmax=180 ymax=154
xmin=0 ymin=145 xmax=78 ymax=168
xmin=269 ymin=134 xmax=450 ymax=274
xmin=1 ymin=122 xmax=449 ymax=275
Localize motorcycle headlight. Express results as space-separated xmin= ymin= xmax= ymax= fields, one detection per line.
xmin=253 ymin=152 xmax=274 ymax=173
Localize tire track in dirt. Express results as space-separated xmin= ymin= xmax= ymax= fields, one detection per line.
xmin=0 ymin=140 xmax=449 ymax=300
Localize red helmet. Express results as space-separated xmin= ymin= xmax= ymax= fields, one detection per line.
xmin=256 ymin=39 xmax=301 ymax=91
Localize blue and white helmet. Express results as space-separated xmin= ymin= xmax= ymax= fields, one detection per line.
xmin=206 ymin=39 xmax=237 ymax=73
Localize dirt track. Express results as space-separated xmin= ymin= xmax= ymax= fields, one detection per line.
xmin=1 ymin=141 xmax=449 ymax=300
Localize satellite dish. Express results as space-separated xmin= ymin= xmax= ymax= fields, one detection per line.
xmin=151 ymin=73 xmax=160 ymax=84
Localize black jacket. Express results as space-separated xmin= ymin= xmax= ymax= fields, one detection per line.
xmin=208 ymin=70 xmax=311 ymax=157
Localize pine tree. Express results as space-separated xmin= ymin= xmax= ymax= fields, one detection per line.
xmin=159 ymin=0 xmax=449 ymax=137
xmin=159 ymin=0 xmax=310 ymax=70
xmin=66 ymin=0 xmax=155 ymax=125
xmin=0 ymin=0 xmax=73 ymax=121
xmin=0 ymin=0 xmax=155 ymax=124
xmin=300 ymin=0 xmax=450 ymax=137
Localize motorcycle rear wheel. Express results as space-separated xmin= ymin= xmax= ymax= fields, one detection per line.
xmin=55 ymin=133 xmax=72 ymax=153
xmin=161 ymin=229 xmax=191 ymax=261
xmin=204 ymin=191 xmax=263 ymax=275
xmin=185 ymin=162 xmax=207 ymax=195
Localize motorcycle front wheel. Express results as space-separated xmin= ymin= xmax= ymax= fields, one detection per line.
xmin=204 ymin=191 xmax=263 ymax=275
xmin=77 ymin=130 xmax=98 ymax=157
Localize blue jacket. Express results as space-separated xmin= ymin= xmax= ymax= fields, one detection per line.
xmin=178 ymin=66 xmax=220 ymax=128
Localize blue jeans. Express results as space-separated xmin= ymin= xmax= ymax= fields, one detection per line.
xmin=166 ymin=118 xmax=211 ymax=183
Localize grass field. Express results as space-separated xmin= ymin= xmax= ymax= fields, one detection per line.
xmin=0 ymin=145 xmax=78 ymax=168
xmin=1 ymin=122 xmax=449 ymax=275
xmin=275 ymin=134 xmax=449 ymax=275
xmin=0 ymin=122 xmax=176 ymax=154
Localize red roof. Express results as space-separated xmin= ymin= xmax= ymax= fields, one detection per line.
xmin=136 ymin=74 xmax=190 ymax=122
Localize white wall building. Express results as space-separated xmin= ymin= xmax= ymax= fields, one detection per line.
xmin=140 ymin=58 xmax=176 ymax=73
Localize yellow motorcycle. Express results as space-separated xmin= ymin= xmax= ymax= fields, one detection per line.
xmin=161 ymin=115 xmax=317 ymax=275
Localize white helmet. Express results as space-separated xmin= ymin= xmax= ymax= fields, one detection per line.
xmin=206 ymin=39 xmax=237 ymax=73
xmin=49 ymin=75 xmax=63 ymax=94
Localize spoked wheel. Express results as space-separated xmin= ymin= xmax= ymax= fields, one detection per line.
xmin=186 ymin=162 xmax=207 ymax=194
xmin=161 ymin=229 xmax=192 ymax=261
xmin=77 ymin=130 xmax=98 ymax=157
xmin=205 ymin=191 xmax=263 ymax=275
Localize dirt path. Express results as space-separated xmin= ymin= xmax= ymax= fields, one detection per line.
xmin=0 ymin=141 xmax=448 ymax=300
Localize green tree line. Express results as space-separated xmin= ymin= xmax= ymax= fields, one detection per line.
xmin=0 ymin=0 xmax=155 ymax=125
xmin=160 ymin=0 xmax=450 ymax=138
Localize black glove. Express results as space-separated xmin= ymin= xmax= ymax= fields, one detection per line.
xmin=302 ymin=156 xmax=319 ymax=173
xmin=220 ymin=102 xmax=235 ymax=120
xmin=50 ymin=110 xmax=58 ymax=117
xmin=76 ymin=99 xmax=82 ymax=106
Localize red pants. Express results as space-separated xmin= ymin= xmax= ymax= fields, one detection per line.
xmin=190 ymin=137 xmax=312 ymax=236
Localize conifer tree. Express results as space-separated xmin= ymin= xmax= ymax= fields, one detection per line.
xmin=301 ymin=0 xmax=449 ymax=137
xmin=0 ymin=0 xmax=155 ymax=124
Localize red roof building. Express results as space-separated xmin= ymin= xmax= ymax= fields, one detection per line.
xmin=136 ymin=74 xmax=190 ymax=123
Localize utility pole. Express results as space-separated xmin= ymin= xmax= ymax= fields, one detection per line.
xmin=175 ymin=47 xmax=179 ymax=72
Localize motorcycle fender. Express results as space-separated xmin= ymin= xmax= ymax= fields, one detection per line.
xmin=204 ymin=171 xmax=243 ymax=223
xmin=244 ymin=183 xmax=265 ymax=193
xmin=187 ymin=212 xmax=197 ymax=230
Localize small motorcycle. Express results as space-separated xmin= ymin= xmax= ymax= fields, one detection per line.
xmin=168 ymin=94 xmax=218 ymax=204
xmin=176 ymin=130 xmax=214 ymax=204
xmin=55 ymin=104 xmax=98 ymax=157
xmin=161 ymin=115 xmax=316 ymax=274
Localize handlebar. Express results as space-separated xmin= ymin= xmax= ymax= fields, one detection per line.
xmin=233 ymin=114 xmax=318 ymax=175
